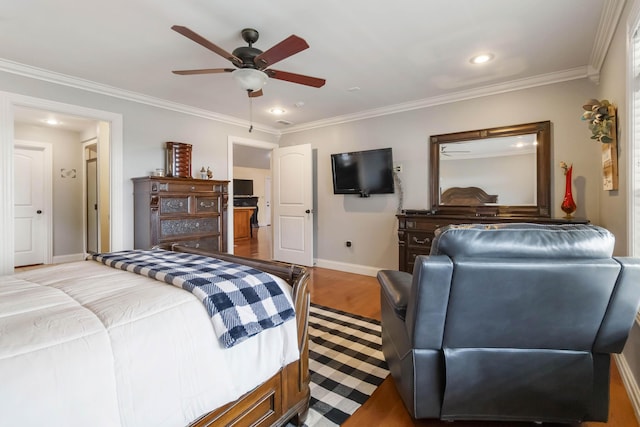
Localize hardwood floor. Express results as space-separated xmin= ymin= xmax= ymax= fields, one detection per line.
xmin=237 ymin=226 xmax=639 ymax=427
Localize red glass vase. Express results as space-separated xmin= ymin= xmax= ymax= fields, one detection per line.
xmin=561 ymin=165 xmax=577 ymax=219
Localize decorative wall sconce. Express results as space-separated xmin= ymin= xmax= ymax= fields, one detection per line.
xmin=581 ymin=99 xmax=618 ymax=191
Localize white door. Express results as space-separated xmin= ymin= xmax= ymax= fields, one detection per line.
xmin=264 ymin=176 xmax=272 ymax=226
xmin=273 ymin=144 xmax=313 ymax=266
xmin=14 ymin=146 xmax=46 ymax=266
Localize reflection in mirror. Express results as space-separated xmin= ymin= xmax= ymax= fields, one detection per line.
xmin=430 ymin=121 xmax=550 ymax=217
xmin=439 ymin=134 xmax=538 ymax=206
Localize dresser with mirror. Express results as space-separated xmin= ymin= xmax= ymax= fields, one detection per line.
xmin=397 ymin=120 xmax=588 ymax=273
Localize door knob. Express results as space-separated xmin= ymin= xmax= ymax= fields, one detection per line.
xmin=305 ymin=209 xmax=311 ymax=214
xmin=36 ymin=210 xmax=42 ymax=214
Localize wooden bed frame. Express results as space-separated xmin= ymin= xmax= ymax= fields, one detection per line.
xmin=168 ymin=245 xmax=311 ymax=427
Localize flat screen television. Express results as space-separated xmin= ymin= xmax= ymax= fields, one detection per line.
xmin=233 ymin=179 xmax=254 ymax=196
xmin=330 ymin=148 xmax=395 ymax=197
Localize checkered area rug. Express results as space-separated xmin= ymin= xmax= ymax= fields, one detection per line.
xmin=302 ymin=303 xmax=389 ymax=427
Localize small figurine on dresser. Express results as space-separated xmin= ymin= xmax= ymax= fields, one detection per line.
xmin=206 ymin=167 xmax=213 ymax=180
xmin=200 ymin=167 xmax=207 ymax=180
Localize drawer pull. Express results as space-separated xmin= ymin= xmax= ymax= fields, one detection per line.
xmin=191 ymin=186 xmax=195 ymax=191
xmin=200 ymin=201 xmax=215 ymax=208
xmin=412 ymin=236 xmax=431 ymax=245
xmin=166 ymin=200 xmax=184 ymax=208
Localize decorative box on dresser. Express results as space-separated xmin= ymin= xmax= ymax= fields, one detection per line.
xmin=133 ymin=176 xmax=228 ymax=251
xmin=397 ymin=213 xmax=589 ymax=273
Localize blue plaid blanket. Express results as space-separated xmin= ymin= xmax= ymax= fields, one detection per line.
xmin=90 ymin=249 xmax=295 ymax=348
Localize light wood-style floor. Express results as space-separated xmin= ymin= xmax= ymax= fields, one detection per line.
xmin=236 ymin=226 xmax=639 ymax=427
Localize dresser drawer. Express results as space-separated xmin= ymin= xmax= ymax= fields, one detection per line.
xmin=407 ymin=231 xmax=434 ymax=250
xmin=170 ymin=236 xmax=222 ymax=251
xmin=196 ymin=197 xmax=219 ymax=213
xmin=160 ymin=217 xmax=218 ymax=238
xmin=407 ymin=247 xmax=431 ymax=273
xmin=151 ymin=180 xmax=216 ymax=193
xmin=405 ymin=219 xmax=444 ymax=233
xmin=160 ymin=197 xmax=189 ymax=214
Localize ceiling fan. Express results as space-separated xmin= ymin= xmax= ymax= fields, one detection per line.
xmin=171 ymin=25 xmax=326 ymax=97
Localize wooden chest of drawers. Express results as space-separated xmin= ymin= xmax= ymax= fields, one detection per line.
xmin=133 ymin=177 xmax=228 ymax=251
xmin=397 ymin=213 xmax=588 ymax=273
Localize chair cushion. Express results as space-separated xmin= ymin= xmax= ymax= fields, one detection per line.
xmin=441 ymin=348 xmax=593 ymax=423
xmin=430 ymin=223 xmax=614 ymax=259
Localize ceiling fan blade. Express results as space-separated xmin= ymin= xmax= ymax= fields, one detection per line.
xmin=254 ymin=35 xmax=309 ymax=68
xmin=172 ymin=25 xmax=242 ymax=67
xmin=172 ymin=68 xmax=234 ymax=75
xmin=266 ymin=69 xmax=326 ymax=88
xmin=248 ymin=89 xmax=263 ymax=98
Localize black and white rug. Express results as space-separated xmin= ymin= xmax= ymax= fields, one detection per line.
xmin=303 ymin=303 xmax=389 ymax=427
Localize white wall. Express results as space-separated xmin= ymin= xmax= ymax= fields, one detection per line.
xmin=597 ymin=0 xmax=640 ymax=418
xmin=14 ymin=123 xmax=83 ymax=258
xmin=280 ymin=78 xmax=600 ymax=270
xmin=597 ymin=0 xmax=632 ymax=256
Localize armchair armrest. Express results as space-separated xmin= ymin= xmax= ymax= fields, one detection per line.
xmin=378 ymin=270 xmax=412 ymax=320
xmin=407 ymin=255 xmax=454 ymax=349
xmin=594 ymin=257 xmax=640 ymax=353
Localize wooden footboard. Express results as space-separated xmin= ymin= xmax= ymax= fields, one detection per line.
xmin=170 ymin=245 xmax=311 ymax=427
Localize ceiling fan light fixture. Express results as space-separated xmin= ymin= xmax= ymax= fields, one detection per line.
xmin=232 ymin=68 xmax=268 ymax=92
xmin=470 ymin=53 xmax=494 ymax=64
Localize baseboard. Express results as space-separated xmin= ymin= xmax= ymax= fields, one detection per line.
xmin=314 ymin=258 xmax=380 ymax=277
xmin=51 ymin=253 xmax=84 ymax=264
xmin=614 ymin=353 xmax=640 ymax=424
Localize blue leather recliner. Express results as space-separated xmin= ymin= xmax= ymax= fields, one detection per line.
xmin=377 ymin=223 xmax=640 ymax=423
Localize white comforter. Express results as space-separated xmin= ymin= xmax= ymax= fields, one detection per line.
xmin=0 ymin=260 xmax=299 ymax=427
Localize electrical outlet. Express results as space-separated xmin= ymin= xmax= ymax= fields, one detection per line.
xmin=345 ymin=241 xmax=352 ymax=247
xmin=393 ymin=164 xmax=403 ymax=173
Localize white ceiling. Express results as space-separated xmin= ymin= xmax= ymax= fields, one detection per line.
xmin=1 ymin=0 xmax=618 ymax=133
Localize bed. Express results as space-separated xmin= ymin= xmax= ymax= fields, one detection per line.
xmin=0 ymin=245 xmax=310 ymax=427
xmin=440 ymin=186 xmax=498 ymax=205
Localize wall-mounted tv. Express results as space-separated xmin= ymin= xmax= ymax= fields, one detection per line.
xmin=233 ymin=179 xmax=254 ymax=196
xmin=330 ymin=148 xmax=395 ymax=197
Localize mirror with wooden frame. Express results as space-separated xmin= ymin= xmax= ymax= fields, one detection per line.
xmin=430 ymin=121 xmax=551 ymax=217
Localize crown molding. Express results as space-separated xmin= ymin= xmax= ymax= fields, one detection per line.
xmin=0 ymin=58 xmax=280 ymax=135
xmin=281 ymin=67 xmax=589 ymax=134
xmin=588 ymin=0 xmax=627 ymax=83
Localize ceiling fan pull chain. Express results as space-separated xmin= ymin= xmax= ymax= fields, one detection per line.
xmin=249 ymin=93 xmax=253 ymax=133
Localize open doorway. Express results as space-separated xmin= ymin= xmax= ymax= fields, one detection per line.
xmin=84 ymin=142 xmax=98 ymax=254
xmin=228 ymin=136 xmax=277 ymax=258
xmin=0 ymin=92 xmax=124 ymax=275
xmin=13 ymin=107 xmax=109 ymax=264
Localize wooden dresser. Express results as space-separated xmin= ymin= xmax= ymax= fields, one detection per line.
xmin=397 ymin=212 xmax=588 ymax=273
xmin=133 ymin=177 xmax=228 ymax=251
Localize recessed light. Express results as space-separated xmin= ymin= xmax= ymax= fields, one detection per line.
xmin=269 ymin=108 xmax=286 ymax=115
xmin=470 ymin=53 xmax=494 ymax=64
xmin=44 ymin=119 xmax=60 ymax=125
